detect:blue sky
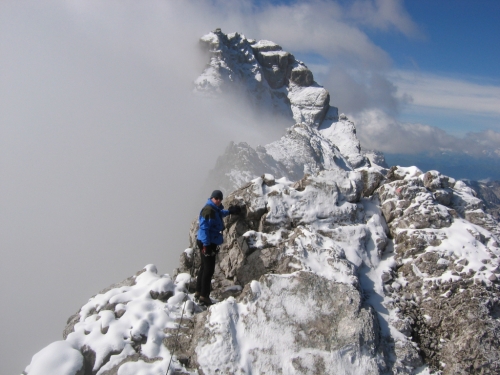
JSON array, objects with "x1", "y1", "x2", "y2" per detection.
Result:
[
  {"x1": 374, "y1": 1, "x2": 500, "y2": 80},
  {"x1": 368, "y1": 0, "x2": 500, "y2": 134},
  {"x1": 216, "y1": 0, "x2": 500, "y2": 157}
]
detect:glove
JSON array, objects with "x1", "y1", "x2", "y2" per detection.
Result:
[
  {"x1": 228, "y1": 205, "x2": 241, "y2": 215},
  {"x1": 202, "y1": 246, "x2": 207, "y2": 255}
]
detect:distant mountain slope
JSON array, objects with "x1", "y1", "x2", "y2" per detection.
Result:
[
  {"x1": 385, "y1": 152, "x2": 500, "y2": 181},
  {"x1": 465, "y1": 179, "x2": 500, "y2": 221}
]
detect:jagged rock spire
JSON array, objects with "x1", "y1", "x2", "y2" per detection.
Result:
[{"x1": 195, "y1": 29, "x2": 331, "y2": 127}]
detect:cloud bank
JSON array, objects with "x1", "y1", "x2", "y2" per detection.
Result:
[
  {"x1": 391, "y1": 70, "x2": 500, "y2": 117},
  {"x1": 352, "y1": 109, "x2": 500, "y2": 156}
]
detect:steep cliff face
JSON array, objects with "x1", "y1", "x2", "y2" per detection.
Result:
[
  {"x1": 23, "y1": 30, "x2": 500, "y2": 375},
  {"x1": 195, "y1": 30, "x2": 371, "y2": 193},
  {"x1": 195, "y1": 29, "x2": 330, "y2": 128}
]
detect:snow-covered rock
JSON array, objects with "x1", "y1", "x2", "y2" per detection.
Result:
[
  {"x1": 24, "y1": 341, "x2": 84, "y2": 375},
  {"x1": 24, "y1": 170, "x2": 500, "y2": 375},
  {"x1": 197, "y1": 30, "x2": 373, "y2": 193},
  {"x1": 27, "y1": 164, "x2": 497, "y2": 374},
  {"x1": 207, "y1": 118, "x2": 372, "y2": 194},
  {"x1": 195, "y1": 29, "x2": 330, "y2": 127},
  {"x1": 192, "y1": 273, "x2": 382, "y2": 375},
  {"x1": 24, "y1": 30, "x2": 500, "y2": 375},
  {"x1": 319, "y1": 112, "x2": 367, "y2": 169},
  {"x1": 378, "y1": 166, "x2": 500, "y2": 373}
]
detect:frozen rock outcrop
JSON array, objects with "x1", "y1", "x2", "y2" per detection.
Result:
[
  {"x1": 377, "y1": 167, "x2": 500, "y2": 374},
  {"x1": 196, "y1": 30, "x2": 373, "y2": 193},
  {"x1": 23, "y1": 168, "x2": 500, "y2": 375},
  {"x1": 207, "y1": 116, "x2": 372, "y2": 194},
  {"x1": 24, "y1": 265, "x2": 200, "y2": 375},
  {"x1": 190, "y1": 273, "x2": 382, "y2": 375},
  {"x1": 25, "y1": 168, "x2": 391, "y2": 375},
  {"x1": 195, "y1": 29, "x2": 330, "y2": 127},
  {"x1": 173, "y1": 170, "x2": 390, "y2": 373}
]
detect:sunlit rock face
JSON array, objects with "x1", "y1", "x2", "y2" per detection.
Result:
[
  {"x1": 191, "y1": 273, "x2": 383, "y2": 375},
  {"x1": 195, "y1": 29, "x2": 330, "y2": 128},
  {"x1": 208, "y1": 119, "x2": 370, "y2": 194},
  {"x1": 196, "y1": 29, "x2": 373, "y2": 193},
  {"x1": 378, "y1": 167, "x2": 500, "y2": 374},
  {"x1": 206, "y1": 110, "x2": 374, "y2": 193},
  {"x1": 23, "y1": 30, "x2": 500, "y2": 375}
]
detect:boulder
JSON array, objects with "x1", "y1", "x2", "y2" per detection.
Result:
[
  {"x1": 289, "y1": 63, "x2": 314, "y2": 86},
  {"x1": 190, "y1": 272, "x2": 384, "y2": 375}
]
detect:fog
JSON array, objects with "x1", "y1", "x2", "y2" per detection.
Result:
[
  {"x1": 349, "y1": 109, "x2": 500, "y2": 156},
  {"x1": 0, "y1": 1, "x2": 290, "y2": 373}
]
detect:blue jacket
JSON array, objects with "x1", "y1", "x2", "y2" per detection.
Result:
[{"x1": 197, "y1": 199, "x2": 230, "y2": 246}]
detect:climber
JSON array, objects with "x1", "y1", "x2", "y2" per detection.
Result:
[{"x1": 195, "y1": 189, "x2": 241, "y2": 306}]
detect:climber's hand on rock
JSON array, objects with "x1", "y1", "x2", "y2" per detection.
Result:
[{"x1": 228, "y1": 205, "x2": 242, "y2": 215}]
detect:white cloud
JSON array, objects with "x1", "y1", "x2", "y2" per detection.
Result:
[
  {"x1": 347, "y1": 0, "x2": 421, "y2": 37},
  {"x1": 352, "y1": 109, "x2": 500, "y2": 156},
  {"x1": 392, "y1": 70, "x2": 500, "y2": 117},
  {"x1": 247, "y1": 1, "x2": 391, "y2": 70},
  {"x1": 324, "y1": 67, "x2": 406, "y2": 115}
]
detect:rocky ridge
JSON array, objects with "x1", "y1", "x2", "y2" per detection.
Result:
[
  {"x1": 195, "y1": 30, "x2": 371, "y2": 193},
  {"x1": 195, "y1": 29, "x2": 331, "y2": 127},
  {"x1": 23, "y1": 30, "x2": 500, "y2": 375},
  {"x1": 24, "y1": 164, "x2": 500, "y2": 375},
  {"x1": 377, "y1": 167, "x2": 500, "y2": 373}
]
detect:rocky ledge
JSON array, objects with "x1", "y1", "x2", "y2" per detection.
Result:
[{"x1": 24, "y1": 166, "x2": 500, "y2": 375}]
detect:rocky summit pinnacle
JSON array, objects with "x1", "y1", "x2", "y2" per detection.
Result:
[
  {"x1": 197, "y1": 29, "x2": 373, "y2": 193},
  {"x1": 24, "y1": 30, "x2": 500, "y2": 375},
  {"x1": 195, "y1": 29, "x2": 331, "y2": 127}
]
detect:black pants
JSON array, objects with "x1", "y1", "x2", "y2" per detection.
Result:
[{"x1": 196, "y1": 240, "x2": 217, "y2": 298}]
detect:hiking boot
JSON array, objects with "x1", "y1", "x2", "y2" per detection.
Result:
[
  {"x1": 198, "y1": 296, "x2": 213, "y2": 306},
  {"x1": 194, "y1": 292, "x2": 200, "y2": 300}
]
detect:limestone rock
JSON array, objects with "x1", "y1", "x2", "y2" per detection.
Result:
[
  {"x1": 378, "y1": 176, "x2": 453, "y2": 232},
  {"x1": 198, "y1": 30, "x2": 372, "y2": 193},
  {"x1": 251, "y1": 40, "x2": 291, "y2": 89},
  {"x1": 360, "y1": 168, "x2": 385, "y2": 197},
  {"x1": 289, "y1": 63, "x2": 314, "y2": 86},
  {"x1": 190, "y1": 272, "x2": 384, "y2": 375},
  {"x1": 288, "y1": 83, "x2": 330, "y2": 126},
  {"x1": 376, "y1": 166, "x2": 500, "y2": 374},
  {"x1": 195, "y1": 29, "x2": 331, "y2": 127},
  {"x1": 319, "y1": 113, "x2": 368, "y2": 169}
]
